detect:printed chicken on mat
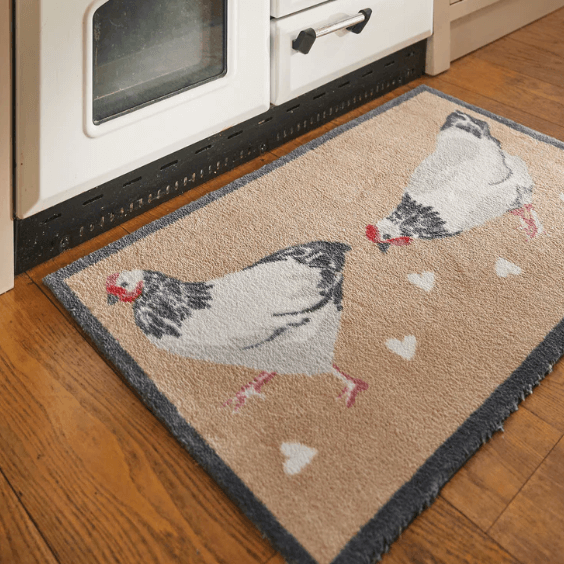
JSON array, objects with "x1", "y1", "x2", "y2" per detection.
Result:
[{"x1": 105, "y1": 241, "x2": 368, "y2": 411}]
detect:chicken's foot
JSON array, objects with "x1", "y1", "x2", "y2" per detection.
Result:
[
  {"x1": 223, "y1": 371, "x2": 277, "y2": 412},
  {"x1": 509, "y1": 203, "x2": 543, "y2": 239},
  {"x1": 332, "y1": 364, "x2": 368, "y2": 408}
]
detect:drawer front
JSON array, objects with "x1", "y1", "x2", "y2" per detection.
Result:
[
  {"x1": 271, "y1": 0, "x2": 332, "y2": 18},
  {"x1": 270, "y1": 0, "x2": 433, "y2": 105}
]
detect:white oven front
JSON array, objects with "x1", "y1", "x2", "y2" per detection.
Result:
[{"x1": 15, "y1": 0, "x2": 270, "y2": 218}]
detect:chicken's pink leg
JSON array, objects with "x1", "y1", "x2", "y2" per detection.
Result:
[
  {"x1": 223, "y1": 371, "x2": 277, "y2": 412},
  {"x1": 332, "y1": 364, "x2": 368, "y2": 408},
  {"x1": 509, "y1": 203, "x2": 543, "y2": 239}
]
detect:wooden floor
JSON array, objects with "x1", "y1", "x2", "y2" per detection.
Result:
[{"x1": 2, "y1": 10, "x2": 564, "y2": 564}]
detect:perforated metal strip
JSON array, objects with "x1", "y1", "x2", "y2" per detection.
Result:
[{"x1": 15, "y1": 41, "x2": 426, "y2": 274}]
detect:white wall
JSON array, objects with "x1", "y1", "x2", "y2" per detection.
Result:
[{"x1": 0, "y1": 0, "x2": 14, "y2": 294}]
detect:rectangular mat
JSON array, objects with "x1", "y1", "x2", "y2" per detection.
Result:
[{"x1": 45, "y1": 86, "x2": 564, "y2": 564}]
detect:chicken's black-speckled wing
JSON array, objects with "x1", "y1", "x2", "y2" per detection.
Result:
[{"x1": 133, "y1": 271, "x2": 212, "y2": 339}]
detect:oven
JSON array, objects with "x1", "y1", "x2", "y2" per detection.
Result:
[
  {"x1": 7, "y1": 0, "x2": 433, "y2": 286},
  {"x1": 15, "y1": 0, "x2": 270, "y2": 218}
]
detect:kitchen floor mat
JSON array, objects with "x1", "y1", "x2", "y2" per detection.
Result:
[{"x1": 45, "y1": 86, "x2": 564, "y2": 564}]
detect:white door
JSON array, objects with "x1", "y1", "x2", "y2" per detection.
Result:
[{"x1": 16, "y1": 0, "x2": 270, "y2": 218}]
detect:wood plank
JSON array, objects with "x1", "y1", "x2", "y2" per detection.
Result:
[
  {"x1": 439, "y1": 56, "x2": 564, "y2": 125},
  {"x1": 474, "y1": 35, "x2": 564, "y2": 90},
  {"x1": 489, "y1": 437, "x2": 564, "y2": 563},
  {"x1": 450, "y1": 0, "x2": 564, "y2": 62},
  {"x1": 0, "y1": 469, "x2": 59, "y2": 564},
  {"x1": 440, "y1": 407, "x2": 561, "y2": 531},
  {"x1": 264, "y1": 555, "x2": 285, "y2": 564},
  {"x1": 507, "y1": 7, "x2": 564, "y2": 59},
  {"x1": 0, "y1": 276, "x2": 275, "y2": 564},
  {"x1": 520, "y1": 362, "x2": 564, "y2": 433},
  {"x1": 382, "y1": 498, "x2": 519, "y2": 564},
  {"x1": 421, "y1": 76, "x2": 564, "y2": 142},
  {"x1": 264, "y1": 498, "x2": 521, "y2": 564}
]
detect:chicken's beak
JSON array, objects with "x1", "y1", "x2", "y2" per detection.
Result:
[
  {"x1": 377, "y1": 242, "x2": 390, "y2": 253},
  {"x1": 107, "y1": 293, "x2": 119, "y2": 306}
]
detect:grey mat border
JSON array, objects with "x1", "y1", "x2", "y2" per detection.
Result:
[{"x1": 44, "y1": 85, "x2": 564, "y2": 564}]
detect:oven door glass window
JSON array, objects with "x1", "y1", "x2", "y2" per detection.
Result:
[{"x1": 92, "y1": 0, "x2": 227, "y2": 124}]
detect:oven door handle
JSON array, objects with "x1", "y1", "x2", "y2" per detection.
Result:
[{"x1": 292, "y1": 9, "x2": 373, "y2": 55}]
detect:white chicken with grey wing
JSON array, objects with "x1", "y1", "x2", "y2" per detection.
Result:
[
  {"x1": 367, "y1": 110, "x2": 543, "y2": 251},
  {"x1": 106, "y1": 242, "x2": 368, "y2": 411}
]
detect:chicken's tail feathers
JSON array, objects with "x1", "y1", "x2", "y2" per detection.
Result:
[
  {"x1": 248, "y1": 241, "x2": 351, "y2": 273},
  {"x1": 320, "y1": 241, "x2": 353, "y2": 255},
  {"x1": 307, "y1": 241, "x2": 352, "y2": 267}
]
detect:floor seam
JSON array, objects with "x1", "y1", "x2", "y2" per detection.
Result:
[
  {"x1": 24, "y1": 273, "x2": 124, "y2": 379},
  {"x1": 437, "y1": 61, "x2": 564, "y2": 127},
  {"x1": 440, "y1": 497, "x2": 526, "y2": 564},
  {"x1": 486, "y1": 437, "x2": 562, "y2": 536},
  {"x1": 0, "y1": 466, "x2": 62, "y2": 564}
]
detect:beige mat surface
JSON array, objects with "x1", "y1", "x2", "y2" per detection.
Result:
[{"x1": 45, "y1": 86, "x2": 564, "y2": 564}]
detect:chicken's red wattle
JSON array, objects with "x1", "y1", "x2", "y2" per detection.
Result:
[{"x1": 366, "y1": 225, "x2": 412, "y2": 246}]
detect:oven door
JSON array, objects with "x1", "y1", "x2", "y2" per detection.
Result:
[{"x1": 15, "y1": 0, "x2": 270, "y2": 218}]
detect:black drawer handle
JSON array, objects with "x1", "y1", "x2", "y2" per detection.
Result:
[{"x1": 292, "y1": 9, "x2": 373, "y2": 55}]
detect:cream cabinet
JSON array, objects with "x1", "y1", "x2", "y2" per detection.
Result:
[{"x1": 426, "y1": 0, "x2": 564, "y2": 75}]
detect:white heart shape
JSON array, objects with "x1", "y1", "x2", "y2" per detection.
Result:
[
  {"x1": 386, "y1": 335, "x2": 417, "y2": 361},
  {"x1": 496, "y1": 258, "x2": 522, "y2": 278},
  {"x1": 281, "y1": 442, "x2": 317, "y2": 476},
  {"x1": 407, "y1": 272, "x2": 435, "y2": 292},
  {"x1": 560, "y1": 193, "x2": 564, "y2": 203}
]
